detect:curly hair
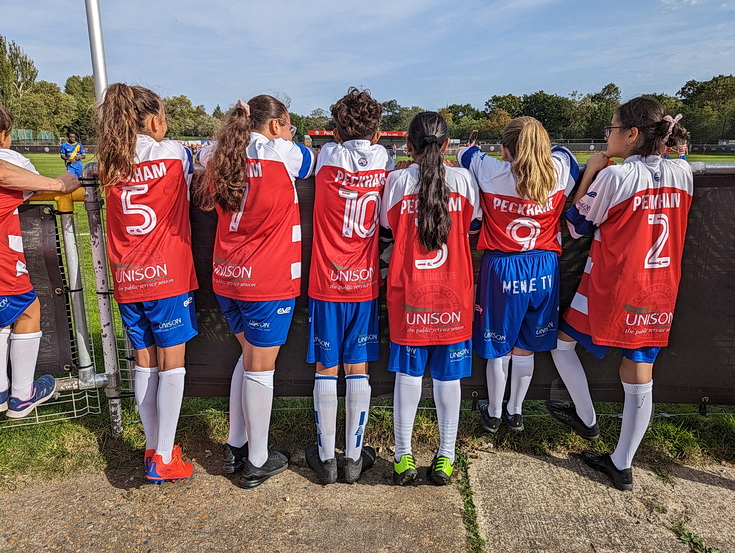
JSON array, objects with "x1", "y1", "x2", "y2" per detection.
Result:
[
  {"x1": 330, "y1": 87, "x2": 383, "y2": 141},
  {"x1": 616, "y1": 97, "x2": 688, "y2": 157}
]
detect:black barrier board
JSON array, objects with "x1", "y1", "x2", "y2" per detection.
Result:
[
  {"x1": 185, "y1": 171, "x2": 735, "y2": 404},
  {"x1": 19, "y1": 204, "x2": 75, "y2": 374}
]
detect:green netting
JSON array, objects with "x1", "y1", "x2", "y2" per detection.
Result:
[
  {"x1": 11, "y1": 128, "x2": 34, "y2": 141},
  {"x1": 37, "y1": 130, "x2": 56, "y2": 141}
]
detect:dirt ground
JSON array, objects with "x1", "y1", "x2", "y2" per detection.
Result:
[{"x1": 1, "y1": 446, "x2": 733, "y2": 553}]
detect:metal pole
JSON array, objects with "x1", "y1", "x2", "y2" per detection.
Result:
[{"x1": 84, "y1": 0, "x2": 108, "y2": 100}]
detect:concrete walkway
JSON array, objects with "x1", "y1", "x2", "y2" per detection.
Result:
[{"x1": 1, "y1": 447, "x2": 733, "y2": 552}]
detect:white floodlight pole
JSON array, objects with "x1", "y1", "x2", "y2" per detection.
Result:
[{"x1": 84, "y1": 0, "x2": 108, "y2": 100}]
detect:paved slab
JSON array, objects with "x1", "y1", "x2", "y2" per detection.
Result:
[
  {"x1": 468, "y1": 450, "x2": 735, "y2": 553},
  {"x1": 0, "y1": 450, "x2": 467, "y2": 553}
]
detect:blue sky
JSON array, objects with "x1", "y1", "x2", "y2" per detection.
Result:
[{"x1": 3, "y1": 0, "x2": 734, "y2": 115}]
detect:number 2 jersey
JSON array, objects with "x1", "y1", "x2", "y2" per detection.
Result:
[
  {"x1": 380, "y1": 165, "x2": 481, "y2": 346},
  {"x1": 457, "y1": 145, "x2": 578, "y2": 254},
  {"x1": 565, "y1": 155, "x2": 693, "y2": 348},
  {"x1": 200, "y1": 132, "x2": 315, "y2": 301},
  {"x1": 105, "y1": 134, "x2": 198, "y2": 303},
  {"x1": 308, "y1": 140, "x2": 394, "y2": 302},
  {"x1": 0, "y1": 149, "x2": 36, "y2": 295}
]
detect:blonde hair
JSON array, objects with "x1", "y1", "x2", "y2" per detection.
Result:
[
  {"x1": 97, "y1": 83, "x2": 164, "y2": 187},
  {"x1": 503, "y1": 116, "x2": 556, "y2": 206}
]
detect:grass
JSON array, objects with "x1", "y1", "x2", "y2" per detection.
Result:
[{"x1": 671, "y1": 513, "x2": 722, "y2": 553}]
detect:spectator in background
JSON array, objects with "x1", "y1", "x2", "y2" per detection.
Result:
[{"x1": 59, "y1": 132, "x2": 86, "y2": 178}]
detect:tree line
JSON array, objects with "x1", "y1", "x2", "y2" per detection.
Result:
[{"x1": 1, "y1": 35, "x2": 733, "y2": 143}]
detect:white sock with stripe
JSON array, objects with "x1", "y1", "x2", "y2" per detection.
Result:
[
  {"x1": 134, "y1": 365, "x2": 159, "y2": 450},
  {"x1": 242, "y1": 370, "x2": 274, "y2": 468},
  {"x1": 610, "y1": 380, "x2": 653, "y2": 471},
  {"x1": 393, "y1": 372, "x2": 423, "y2": 462},
  {"x1": 0, "y1": 328, "x2": 10, "y2": 393},
  {"x1": 485, "y1": 355, "x2": 510, "y2": 418},
  {"x1": 507, "y1": 353, "x2": 534, "y2": 416},
  {"x1": 433, "y1": 378, "x2": 461, "y2": 464},
  {"x1": 156, "y1": 367, "x2": 186, "y2": 464},
  {"x1": 313, "y1": 374, "x2": 338, "y2": 461},
  {"x1": 345, "y1": 374, "x2": 371, "y2": 462},
  {"x1": 550, "y1": 339, "x2": 597, "y2": 427},
  {"x1": 9, "y1": 331, "x2": 42, "y2": 400},
  {"x1": 226, "y1": 355, "x2": 248, "y2": 448}
]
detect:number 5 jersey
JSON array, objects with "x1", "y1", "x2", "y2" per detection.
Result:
[
  {"x1": 104, "y1": 134, "x2": 198, "y2": 303},
  {"x1": 565, "y1": 155, "x2": 693, "y2": 348}
]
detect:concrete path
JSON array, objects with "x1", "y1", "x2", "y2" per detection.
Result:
[
  {"x1": 2, "y1": 447, "x2": 734, "y2": 552},
  {"x1": 468, "y1": 450, "x2": 735, "y2": 553}
]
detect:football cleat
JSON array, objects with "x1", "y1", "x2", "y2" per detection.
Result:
[
  {"x1": 581, "y1": 451, "x2": 633, "y2": 491},
  {"x1": 146, "y1": 445, "x2": 194, "y2": 483},
  {"x1": 6, "y1": 375, "x2": 57, "y2": 419},
  {"x1": 305, "y1": 444, "x2": 337, "y2": 485},
  {"x1": 239, "y1": 449, "x2": 290, "y2": 489},
  {"x1": 343, "y1": 446, "x2": 376, "y2": 484},
  {"x1": 428, "y1": 455, "x2": 454, "y2": 486},
  {"x1": 546, "y1": 400, "x2": 600, "y2": 441},
  {"x1": 393, "y1": 454, "x2": 418, "y2": 486},
  {"x1": 222, "y1": 442, "x2": 249, "y2": 474}
]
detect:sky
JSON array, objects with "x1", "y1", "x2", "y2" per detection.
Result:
[{"x1": 2, "y1": 0, "x2": 734, "y2": 115}]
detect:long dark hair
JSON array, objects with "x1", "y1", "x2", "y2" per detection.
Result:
[
  {"x1": 97, "y1": 83, "x2": 163, "y2": 187},
  {"x1": 616, "y1": 97, "x2": 688, "y2": 157},
  {"x1": 196, "y1": 94, "x2": 289, "y2": 212},
  {"x1": 407, "y1": 111, "x2": 451, "y2": 252}
]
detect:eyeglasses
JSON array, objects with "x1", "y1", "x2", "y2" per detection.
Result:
[
  {"x1": 278, "y1": 119, "x2": 297, "y2": 137},
  {"x1": 603, "y1": 126, "x2": 625, "y2": 139}
]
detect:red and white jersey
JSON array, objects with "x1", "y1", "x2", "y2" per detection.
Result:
[
  {"x1": 0, "y1": 149, "x2": 35, "y2": 295},
  {"x1": 105, "y1": 135, "x2": 198, "y2": 303},
  {"x1": 565, "y1": 155, "x2": 693, "y2": 348},
  {"x1": 309, "y1": 140, "x2": 394, "y2": 302},
  {"x1": 200, "y1": 132, "x2": 315, "y2": 301},
  {"x1": 380, "y1": 164, "x2": 481, "y2": 346},
  {"x1": 457, "y1": 145, "x2": 578, "y2": 254}
]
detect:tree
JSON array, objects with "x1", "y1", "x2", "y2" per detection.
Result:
[
  {"x1": 484, "y1": 94, "x2": 522, "y2": 118},
  {"x1": 163, "y1": 95, "x2": 214, "y2": 137},
  {"x1": 677, "y1": 75, "x2": 735, "y2": 139},
  {"x1": 212, "y1": 104, "x2": 225, "y2": 120},
  {"x1": 520, "y1": 91, "x2": 575, "y2": 138},
  {"x1": 64, "y1": 75, "x2": 96, "y2": 140},
  {"x1": 0, "y1": 35, "x2": 38, "y2": 107},
  {"x1": 13, "y1": 80, "x2": 75, "y2": 133},
  {"x1": 303, "y1": 108, "x2": 333, "y2": 131}
]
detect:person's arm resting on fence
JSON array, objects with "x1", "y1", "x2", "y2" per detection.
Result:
[{"x1": 0, "y1": 160, "x2": 80, "y2": 194}]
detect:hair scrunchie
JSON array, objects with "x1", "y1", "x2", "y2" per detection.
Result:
[
  {"x1": 235, "y1": 99, "x2": 251, "y2": 117},
  {"x1": 662, "y1": 113, "x2": 682, "y2": 143},
  {"x1": 421, "y1": 135, "x2": 440, "y2": 145}
]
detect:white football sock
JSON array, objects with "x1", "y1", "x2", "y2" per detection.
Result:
[
  {"x1": 345, "y1": 374, "x2": 371, "y2": 462},
  {"x1": 610, "y1": 380, "x2": 653, "y2": 471},
  {"x1": 550, "y1": 339, "x2": 597, "y2": 427},
  {"x1": 433, "y1": 378, "x2": 461, "y2": 464},
  {"x1": 134, "y1": 365, "x2": 159, "y2": 450},
  {"x1": 156, "y1": 367, "x2": 185, "y2": 464},
  {"x1": 393, "y1": 372, "x2": 422, "y2": 461},
  {"x1": 226, "y1": 355, "x2": 248, "y2": 448},
  {"x1": 9, "y1": 331, "x2": 41, "y2": 400},
  {"x1": 485, "y1": 355, "x2": 510, "y2": 418},
  {"x1": 0, "y1": 328, "x2": 10, "y2": 392},
  {"x1": 242, "y1": 370, "x2": 274, "y2": 467},
  {"x1": 507, "y1": 353, "x2": 534, "y2": 416},
  {"x1": 313, "y1": 374, "x2": 338, "y2": 461}
]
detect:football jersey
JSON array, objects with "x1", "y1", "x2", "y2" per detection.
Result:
[
  {"x1": 457, "y1": 145, "x2": 578, "y2": 254},
  {"x1": 200, "y1": 132, "x2": 315, "y2": 301},
  {"x1": 565, "y1": 155, "x2": 693, "y2": 348},
  {"x1": 380, "y1": 164, "x2": 481, "y2": 346},
  {"x1": 309, "y1": 140, "x2": 394, "y2": 302},
  {"x1": 0, "y1": 150, "x2": 35, "y2": 295},
  {"x1": 104, "y1": 134, "x2": 198, "y2": 303}
]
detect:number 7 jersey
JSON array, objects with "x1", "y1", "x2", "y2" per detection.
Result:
[
  {"x1": 565, "y1": 155, "x2": 693, "y2": 348},
  {"x1": 104, "y1": 135, "x2": 198, "y2": 303}
]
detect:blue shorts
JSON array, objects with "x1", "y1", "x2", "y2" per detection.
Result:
[
  {"x1": 67, "y1": 162, "x2": 83, "y2": 177},
  {"x1": 561, "y1": 321, "x2": 661, "y2": 363},
  {"x1": 119, "y1": 292, "x2": 198, "y2": 350},
  {"x1": 473, "y1": 250, "x2": 559, "y2": 359},
  {"x1": 0, "y1": 290, "x2": 37, "y2": 327},
  {"x1": 307, "y1": 298, "x2": 380, "y2": 368},
  {"x1": 388, "y1": 340, "x2": 472, "y2": 382},
  {"x1": 216, "y1": 294, "x2": 295, "y2": 347}
]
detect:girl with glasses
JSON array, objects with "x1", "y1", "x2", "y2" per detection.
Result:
[
  {"x1": 457, "y1": 118, "x2": 578, "y2": 434},
  {"x1": 548, "y1": 96, "x2": 693, "y2": 490},
  {"x1": 195, "y1": 95, "x2": 315, "y2": 489}
]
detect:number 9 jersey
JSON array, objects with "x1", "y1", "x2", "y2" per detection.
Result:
[
  {"x1": 565, "y1": 155, "x2": 693, "y2": 348},
  {"x1": 104, "y1": 135, "x2": 198, "y2": 303}
]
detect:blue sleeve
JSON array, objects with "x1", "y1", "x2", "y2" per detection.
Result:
[
  {"x1": 295, "y1": 143, "x2": 314, "y2": 179},
  {"x1": 458, "y1": 145, "x2": 481, "y2": 170},
  {"x1": 565, "y1": 204, "x2": 596, "y2": 237},
  {"x1": 470, "y1": 219, "x2": 482, "y2": 233},
  {"x1": 184, "y1": 147, "x2": 193, "y2": 175}
]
